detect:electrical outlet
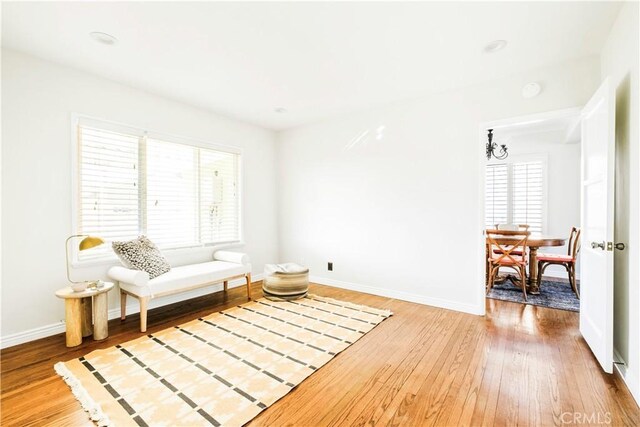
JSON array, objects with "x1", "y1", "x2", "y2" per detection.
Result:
[{"x1": 328, "y1": 262, "x2": 333, "y2": 271}]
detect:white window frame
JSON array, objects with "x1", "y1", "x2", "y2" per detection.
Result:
[
  {"x1": 70, "y1": 113, "x2": 244, "y2": 266},
  {"x1": 486, "y1": 153, "x2": 548, "y2": 233}
]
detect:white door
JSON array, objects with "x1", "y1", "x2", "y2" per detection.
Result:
[{"x1": 580, "y1": 78, "x2": 616, "y2": 373}]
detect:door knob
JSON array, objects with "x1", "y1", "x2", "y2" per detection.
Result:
[
  {"x1": 591, "y1": 241, "x2": 605, "y2": 250},
  {"x1": 615, "y1": 243, "x2": 626, "y2": 250}
]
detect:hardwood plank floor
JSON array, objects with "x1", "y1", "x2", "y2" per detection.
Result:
[{"x1": 1, "y1": 283, "x2": 638, "y2": 426}]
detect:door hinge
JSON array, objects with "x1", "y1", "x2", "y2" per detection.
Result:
[{"x1": 607, "y1": 242, "x2": 613, "y2": 251}]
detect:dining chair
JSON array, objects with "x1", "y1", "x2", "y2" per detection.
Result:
[
  {"x1": 536, "y1": 227, "x2": 581, "y2": 298},
  {"x1": 492, "y1": 224, "x2": 530, "y2": 256},
  {"x1": 486, "y1": 229, "x2": 530, "y2": 301}
]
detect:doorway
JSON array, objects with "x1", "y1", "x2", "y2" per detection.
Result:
[
  {"x1": 480, "y1": 108, "x2": 582, "y2": 312},
  {"x1": 613, "y1": 75, "x2": 632, "y2": 378}
]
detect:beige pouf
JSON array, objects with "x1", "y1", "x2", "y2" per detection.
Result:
[{"x1": 262, "y1": 263, "x2": 309, "y2": 301}]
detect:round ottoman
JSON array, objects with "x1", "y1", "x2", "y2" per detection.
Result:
[{"x1": 263, "y1": 263, "x2": 309, "y2": 301}]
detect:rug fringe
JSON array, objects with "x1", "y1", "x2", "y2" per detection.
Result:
[
  {"x1": 54, "y1": 362, "x2": 113, "y2": 427},
  {"x1": 307, "y1": 294, "x2": 393, "y2": 317}
]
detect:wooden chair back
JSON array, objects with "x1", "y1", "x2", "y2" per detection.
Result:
[
  {"x1": 486, "y1": 229, "x2": 530, "y2": 265},
  {"x1": 567, "y1": 227, "x2": 581, "y2": 259}
]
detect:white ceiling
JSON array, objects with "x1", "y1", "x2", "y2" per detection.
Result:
[
  {"x1": 492, "y1": 111, "x2": 582, "y2": 146},
  {"x1": 2, "y1": 2, "x2": 622, "y2": 130}
]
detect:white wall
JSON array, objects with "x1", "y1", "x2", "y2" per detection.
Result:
[
  {"x1": 601, "y1": 2, "x2": 640, "y2": 404},
  {"x1": 276, "y1": 57, "x2": 600, "y2": 314},
  {"x1": 1, "y1": 49, "x2": 279, "y2": 344},
  {"x1": 501, "y1": 140, "x2": 581, "y2": 279}
]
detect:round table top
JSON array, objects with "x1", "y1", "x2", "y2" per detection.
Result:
[
  {"x1": 491, "y1": 234, "x2": 566, "y2": 248},
  {"x1": 55, "y1": 281, "x2": 114, "y2": 299}
]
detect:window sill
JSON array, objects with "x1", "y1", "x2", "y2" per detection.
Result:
[{"x1": 70, "y1": 241, "x2": 246, "y2": 269}]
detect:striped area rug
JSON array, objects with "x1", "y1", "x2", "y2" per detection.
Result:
[{"x1": 55, "y1": 294, "x2": 392, "y2": 426}]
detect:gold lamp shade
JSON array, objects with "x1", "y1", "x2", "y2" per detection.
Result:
[
  {"x1": 66, "y1": 234, "x2": 105, "y2": 285},
  {"x1": 78, "y1": 236, "x2": 105, "y2": 251}
]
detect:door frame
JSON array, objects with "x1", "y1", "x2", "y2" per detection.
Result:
[{"x1": 476, "y1": 106, "x2": 583, "y2": 315}]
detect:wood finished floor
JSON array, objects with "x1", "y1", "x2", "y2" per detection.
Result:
[{"x1": 1, "y1": 283, "x2": 638, "y2": 426}]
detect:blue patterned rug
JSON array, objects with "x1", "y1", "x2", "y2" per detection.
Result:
[{"x1": 487, "y1": 278, "x2": 580, "y2": 312}]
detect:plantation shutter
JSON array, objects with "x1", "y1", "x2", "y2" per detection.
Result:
[
  {"x1": 145, "y1": 138, "x2": 199, "y2": 248},
  {"x1": 144, "y1": 138, "x2": 240, "y2": 248},
  {"x1": 485, "y1": 164, "x2": 509, "y2": 228},
  {"x1": 512, "y1": 161, "x2": 544, "y2": 233},
  {"x1": 76, "y1": 118, "x2": 241, "y2": 262},
  {"x1": 199, "y1": 149, "x2": 240, "y2": 245},
  {"x1": 77, "y1": 123, "x2": 141, "y2": 261}
]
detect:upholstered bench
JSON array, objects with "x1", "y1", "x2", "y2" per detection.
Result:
[
  {"x1": 108, "y1": 251, "x2": 251, "y2": 332},
  {"x1": 262, "y1": 263, "x2": 309, "y2": 301}
]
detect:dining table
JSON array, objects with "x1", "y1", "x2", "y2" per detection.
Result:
[{"x1": 487, "y1": 234, "x2": 567, "y2": 294}]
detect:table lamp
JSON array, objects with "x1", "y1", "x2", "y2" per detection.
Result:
[{"x1": 66, "y1": 235, "x2": 105, "y2": 289}]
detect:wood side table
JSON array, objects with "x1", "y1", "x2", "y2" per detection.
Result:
[{"x1": 55, "y1": 282, "x2": 114, "y2": 347}]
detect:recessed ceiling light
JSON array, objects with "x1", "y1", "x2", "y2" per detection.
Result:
[
  {"x1": 90, "y1": 32, "x2": 118, "y2": 46},
  {"x1": 274, "y1": 107, "x2": 287, "y2": 114},
  {"x1": 522, "y1": 82, "x2": 542, "y2": 98},
  {"x1": 483, "y1": 40, "x2": 507, "y2": 53}
]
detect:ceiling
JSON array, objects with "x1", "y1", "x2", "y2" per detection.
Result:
[
  {"x1": 2, "y1": 2, "x2": 622, "y2": 130},
  {"x1": 492, "y1": 110, "x2": 582, "y2": 146}
]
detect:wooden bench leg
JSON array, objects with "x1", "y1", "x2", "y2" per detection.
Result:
[
  {"x1": 223, "y1": 281, "x2": 228, "y2": 292},
  {"x1": 246, "y1": 273, "x2": 252, "y2": 300},
  {"x1": 120, "y1": 290, "x2": 127, "y2": 320},
  {"x1": 140, "y1": 297, "x2": 149, "y2": 333}
]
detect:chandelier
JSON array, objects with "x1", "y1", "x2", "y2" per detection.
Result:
[{"x1": 486, "y1": 129, "x2": 508, "y2": 160}]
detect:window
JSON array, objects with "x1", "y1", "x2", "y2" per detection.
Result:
[
  {"x1": 485, "y1": 160, "x2": 545, "y2": 233},
  {"x1": 485, "y1": 163, "x2": 508, "y2": 228},
  {"x1": 75, "y1": 117, "x2": 240, "y2": 262},
  {"x1": 511, "y1": 161, "x2": 544, "y2": 232}
]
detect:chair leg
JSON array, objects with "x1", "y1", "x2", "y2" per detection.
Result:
[
  {"x1": 245, "y1": 273, "x2": 252, "y2": 300},
  {"x1": 120, "y1": 290, "x2": 127, "y2": 320},
  {"x1": 485, "y1": 265, "x2": 491, "y2": 293},
  {"x1": 570, "y1": 263, "x2": 579, "y2": 299},
  {"x1": 537, "y1": 261, "x2": 544, "y2": 288},
  {"x1": 486, "y1": 265, "x2": 495, "y2": 294},
  {"x1": 223, "y1": 280, "x2": 228, "y2": 292},
  {"x1": 486, "y1": 266, "x2": 491, "y2": 294},
  {"x1": 488, "y1": 264, "x2": 501, "y2": 294},
  {"x1": 539, "y1": 262, "x2": 553, "y2": 288},
  {"x1": 520, "y1": 265, "x2": 528, "y2": 301},
  {"x1": 140, "y1": 297, "x2": 149, "y2": 333}
]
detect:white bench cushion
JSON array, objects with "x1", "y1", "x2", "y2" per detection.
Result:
[
  {"x1": 109, "y1": 266, "x2": 150, "y2": 287},
  {"x1": 118, "y1": 260, "x2": 251, "y2": 298}
]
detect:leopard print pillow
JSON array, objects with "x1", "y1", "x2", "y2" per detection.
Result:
[{"x1": 112, "y1": 236, "x2": 171, "y2": 279}]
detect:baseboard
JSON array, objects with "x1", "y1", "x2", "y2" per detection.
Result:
[
  {"x1": 0, "y1": 322, "x2": 67, "y2": 350},
  {"x1": 310, "y1": 275, "x2": 483, "y2": 315},
  {"x1": 0, "y1": 274, "x2": 262, "y2": 349},
  {"x1": 614, "y1": 348, "x2": 629, "y2": 376},
  {"x1": 614, "y1": 348, "x2": 640, "y2": 406}
]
